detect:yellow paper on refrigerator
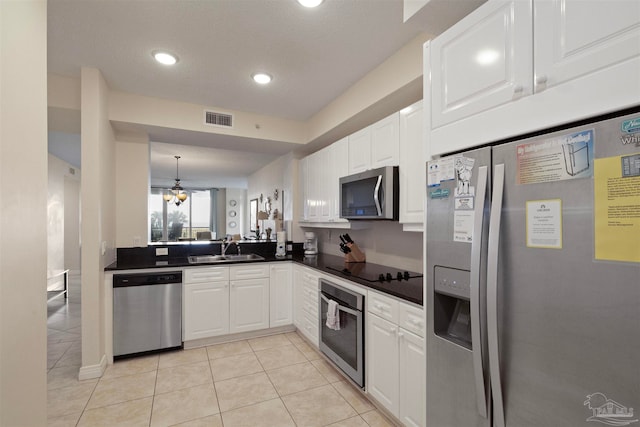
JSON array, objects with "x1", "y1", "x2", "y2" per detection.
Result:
[{"x1": 594, "y1": 153, "x2": 640, "y2": 263}]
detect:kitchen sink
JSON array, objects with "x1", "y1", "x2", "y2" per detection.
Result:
[
  {"x1": 187, "y1": 253, "x2": 265, "y2": 264},
  {"x1": 223, "y1": 254, "x2": 265, "y2": 261}
]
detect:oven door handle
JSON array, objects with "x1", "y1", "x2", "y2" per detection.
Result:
[{"x1": 320, "y1": 294, "x2": 359, "y2": 316}]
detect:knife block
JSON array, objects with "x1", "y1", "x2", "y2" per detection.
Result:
[{"x1": 345, "y1": 243, "x2": 366, "y2": 263}]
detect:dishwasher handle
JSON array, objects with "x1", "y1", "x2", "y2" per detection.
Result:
[{"x1": 113, "y1": 271, "x2": 183, "y2": 287}]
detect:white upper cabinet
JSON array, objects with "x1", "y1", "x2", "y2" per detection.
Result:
[
  {"x1": 299, "y1": 156, "x2": 309, "y2": 221},
  {"x1": 399, "y1": 100, "x2": 425, "y2": 229},
  {"x1": 427, "y1": 0, "x2": 640, "y2": 156},
  {"x1": 348, "y1": 127, "x2": 372, "y2": 174},
  {"x1": 371, "y1": 112, "x2": 400, "y2": 169},
  {"x1": 300, "y1": 137, "x2": 349, "y2": 226},
  {"x1": 348, "y1": 112, "x2": 400, "y2": 175},
  {"x1": 330, "y1": 137, "x2": 349, "y2": 223},
  {"x1": 305, "y1": 151, "x2": 320, "y2": 222},
  {"x1": 430, "y1": 0, "x2": 532, "y2": 129},
  {"x1": 534, "y1": 0, "x2": 640, "y2": 92}
]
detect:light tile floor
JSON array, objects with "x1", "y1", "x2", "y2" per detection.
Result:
[{"x1": 47, "y1": 276, "x2": 395, "y2": 427}]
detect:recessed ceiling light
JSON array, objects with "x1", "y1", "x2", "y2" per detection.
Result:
[
  {"x1": 297, "y1": 0, "x2": 323, "y2": 8},
  {"x1": 252, "y1": 73, "x2": 273, "y2": 85},
  {"x1": 153, "y1": 51, "x2": 178, "y2": 66}
]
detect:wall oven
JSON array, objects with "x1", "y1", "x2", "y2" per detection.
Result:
[{"x1": 318, "y1": 279, "x2": 365, "y2": 388}]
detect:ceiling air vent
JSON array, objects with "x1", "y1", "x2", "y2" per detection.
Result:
[{"x1": 204, "y1": 110, "x2": 233, "y2": 128}]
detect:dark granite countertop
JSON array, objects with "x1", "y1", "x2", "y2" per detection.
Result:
[{"x1": 106, "y1": 244, "x2": 422, "y2": 306}]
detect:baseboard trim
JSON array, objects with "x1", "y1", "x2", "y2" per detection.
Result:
[
  {"x1": 183, "y1": 325, "x2": 296, "y2": 349},
  {"x1": 78, "y1": 354, "x2": 107, "y2": 380}
]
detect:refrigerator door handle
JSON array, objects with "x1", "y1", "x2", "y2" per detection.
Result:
[
  {"x1": 488, "y1": 163, "x2": 506, "y2": 427},
  {"x1": 470, "y1": 165, "x2": 489, "y2": 418}
]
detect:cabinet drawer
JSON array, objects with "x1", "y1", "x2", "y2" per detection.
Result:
[
  {"x1": 304, "y1": 285, "x2": 318, "y2": 305},
  {"x1": 230, "y1": 264, "x2": 269, "y2": 280},
  {"x1": 302, "y1": 272, "x2": 320, "y2": 288},
  {"x1": 368, "y1": 291, "x2": 399, "y2": 323},
  {"x1": 303, "y1": 312, "x2": 319, "y2": 338},
  {"x1": 184, "y1": 266, "x2": 229, "y2": 283},
  {"x1": 399, "y1": 303, "x2": 425, "y2": 338}
]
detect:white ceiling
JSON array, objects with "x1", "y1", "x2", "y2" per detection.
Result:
[{"x1": 46, "y1": 0, "x2": 482, "y2": 185}]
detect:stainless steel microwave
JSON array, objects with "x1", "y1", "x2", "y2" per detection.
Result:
[{"x1": 339, "y1": 166, "x2": 399, "y2": 220}]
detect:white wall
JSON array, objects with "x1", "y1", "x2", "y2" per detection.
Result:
[
  {"x1": 247, "y1": 154, "x2": 289, "y2": 239},
  {"x1": 65, "y1": 174, "x2": 81, "y2": 272},
  {"x1": 313, "y1": 222, "x2": 423, "y2": 273},
  {"x1": 48, "y1": 155, "x2": 66, "y2": 286},
  {"x1": 0, "y1": 1, "x2": 48, "y2": 425},
  {"x1": 48, "y1": 154, "x2": 81, "y2": 286},
  {"x1": 80, "y1": 67, "x2": 116, "y2": 379},
  {"x1": 115, "y1": 135, "x2": 150, "y2": 247},
  {"x1": 225, "y1": 188, "x2": 246, "y2": 238}
]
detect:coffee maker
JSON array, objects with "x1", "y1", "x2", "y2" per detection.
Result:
[{"x1": 304, "y1": 232, "x2": 318, "y2": 256}]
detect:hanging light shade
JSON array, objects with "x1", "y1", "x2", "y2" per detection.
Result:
[{"x1": 164, "y1": 155, "x2": 188, "y2": 206}]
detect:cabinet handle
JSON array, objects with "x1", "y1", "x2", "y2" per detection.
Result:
[
  {"x1": 375, "y1": 303, "x2": 384, "y2": 311},
  {"x1": 535, "y1": 75, "x2": 548, "y2": 87},
  {"x1": 513, "y1": 84, "x2": 523, "y2": 94}
]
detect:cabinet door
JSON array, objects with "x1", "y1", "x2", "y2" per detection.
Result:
[
  {"x1": 367, "y1": 314, "x2": 399, "y2": 416},
  {"x1": 229, "y1": 278, "x2": 270, "y2": 333},
  {"x1": 430, "y1": 0, "x2": 532, "y2": 129},
  {"x1": 292, "y1": 266, "x2": 305, "y2": 329},
  {"x1": 534, "y1": 0, "x2": 640, "y2": 93},
  {"x1": 306, "y1": 151, "x2": 320, "y2": 221},
  {"x1": 318, "y1": 146, "x2": 332, "y2": 222},
  {"x1": 371, "y1": 112, "x2": 400, "y2": 168},
  {"x1": 299, "y1": 156, "x2": 309, "y2": 221},
  {"x1": 330, "y1": 137, "x2": 349, "y2": 222},
  {"x1": 183, "y1": 282, "x2": 229, "y2": 340},
  {"x1": 399, "y1": 329, "x2": 426, "y2": 427},
  {"x1": 399, "y1": 101, "x2": 425, "y2": 226},
  {"x1": 270, "y1": 263, "x2": 293, "y2": 327},
  {"x1": 348, "y1": 127, "x2": 372, "y2": 174}
]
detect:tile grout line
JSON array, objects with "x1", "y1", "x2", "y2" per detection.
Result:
[
  {"x1": 148, "y1": 358, "x2": 160, "y2": 427},
  {"x1": 205, "y1": 345, "x2": 224, "y2": 427}
]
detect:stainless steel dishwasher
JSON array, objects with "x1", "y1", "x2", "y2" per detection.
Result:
[{"x1": 113, "y1": 271, "x2": 183, "y2": 358}]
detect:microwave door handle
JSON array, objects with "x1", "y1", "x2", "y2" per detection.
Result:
[{"x1": 373, "y1": 175, "x2": 383, "y2": 216}]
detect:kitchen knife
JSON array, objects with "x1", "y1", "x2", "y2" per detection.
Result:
[
  {"x1": 339, "y1": 235, "x2": 346, "y2": 244},
  {"x1": 344, "y1": 234, "x2": 354, "y2": 244}
]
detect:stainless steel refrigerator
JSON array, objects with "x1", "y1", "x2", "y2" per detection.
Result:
[{"x1": 426, "y1": 109, "x2": 640, "y2": 427}]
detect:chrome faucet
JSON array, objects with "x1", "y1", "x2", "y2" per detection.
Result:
[{"x1": 221, "y1": 240, "x2": 240, "y2": 256}]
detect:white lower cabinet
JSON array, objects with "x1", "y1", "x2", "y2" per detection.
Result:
[
  {"x1": 184, "y1": 267, "x2": 230, "y2": 341},
  {"x1": 367, "y1": 314, "x2": 400, "y2": 414},
  {"x1": 269, "y1": 263, "x2": 293, "y2": 328},
  {"x1": 184, "y1": 263, "x2": 284, "y2": 341},
  {"x1": 230, "y1": 264, "x2": 270, "y2": 334},
  {"x1": 229, "y1": 277, "x2": 270, "y2": 333},
  {"x1": 367, "y1": 291, "x2": 425, "y2": 427},
  {"x1": 398, "y1": 329, "x2": 426, "y2": 427},
  {"x1": 183, "y1": 281, "x2": 229, "y2": 340},
  {"x1": 293, "y1": 265, "x2": 319, "y2": 346}
]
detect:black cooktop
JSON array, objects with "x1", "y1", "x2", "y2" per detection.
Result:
[{"x1": 326, "y1": 263, "x2": 423, "y2": 284}]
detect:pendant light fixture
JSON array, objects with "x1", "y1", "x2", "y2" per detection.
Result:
[{"x1": 163, "y1": 155, "x2": 188, "y2": 206}]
